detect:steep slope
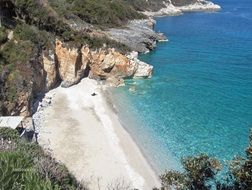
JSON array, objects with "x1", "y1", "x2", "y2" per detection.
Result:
[{"x1": 0, "y1": 0, "x2": 220, "y2": 116}]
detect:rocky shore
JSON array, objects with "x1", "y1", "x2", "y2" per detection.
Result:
[
  {"x1": 105, "y1": 0, "x2": 220, "y2": 55},
  {"x1": 0, "y1": 0, "x2": 221, "y2": 117},
  {"x1": 143, "y1": 0, "x2": 221, "y2": 16},
  {"x1": 107, "y1": 19, "x2": 167, "y2": 53}
]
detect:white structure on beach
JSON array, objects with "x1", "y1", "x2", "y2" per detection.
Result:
[{"x1": 0, "y1": 116, "x2": 25, "y2": 129}]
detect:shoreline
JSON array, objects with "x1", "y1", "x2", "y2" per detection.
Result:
[
  {"x1": 32, "y1": 2, "x2": 223, "y2": 189},
  {"x1": 36, "y1": 78, "x2": 160, "y2": 190},
  {"x1": 143, "y1": 0, "x2": 221, "y2": 17},
  {"x1": 103, "y1": 89, "x2": 162, "y2": 175}
]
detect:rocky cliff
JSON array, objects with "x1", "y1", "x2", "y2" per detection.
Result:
[
  {"x1": 53, "y1": 39, "x2": 153, "y2": 87},
  {"x1": 0, "y1": 37, "x2": 153, "y2": 116},
  {"x1": 0, "y1": 0, "x2": 220, "y2": 117}
]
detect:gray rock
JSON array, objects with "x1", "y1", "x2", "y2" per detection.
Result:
[{"x1": 107, "y1": 19, "x2": 167, "y2": 53}]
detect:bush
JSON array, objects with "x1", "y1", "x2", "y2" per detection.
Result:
[
  {"x1": 1, "y1": 39, "x2": 34, "y2": 65},
  {"x1": 229, "y1": 129, "x2": 252, "y2": 190},
  {"x1": 16, "y1": 142, "x2": 84, "y2": 189},
  {"x1": 49, "y1": 0, "x2": 145, "y2": 28},
  {"x1": 0, "y1": 127, "x2": 19, "y2": 141},
  {"x1": 159, "y1": 129, "x2": 252, "y2": 190},
  {"x1": 0, "y1": 151, "x2": 55, "y2": 190},
  {"x1": 0, "y1": 27, "x2": 7, "y2": 44},
  {"x1": 160, "y1": 154, "x2": 221, "y2": 190},
  {"x1": 0, "y1": 128, "x2": 87, "y2": 189}
]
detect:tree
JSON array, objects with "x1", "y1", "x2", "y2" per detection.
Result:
[
  {"x1": 229, "y1": 129, "x2": 252, "y2": 190},
  {"x1": 0, "y1": 0, "x2": 16, "y2": 27},
  {"x1": 160, "y1": 154, "x2": 221, "y2": 190},
  {"x1": 159, "y1": 129, "x2": 252, "y2": 190}
]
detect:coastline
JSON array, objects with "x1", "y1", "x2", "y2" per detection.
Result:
[
  {"x1": 36, "y1": 78, "x2": 160, "y2": 190},
  {"x1": 143, "y1": 0, "x2": 221, "y2": 17},
  {"x1": 32, "y1": 1, "x2": 223, "y2": 189}
]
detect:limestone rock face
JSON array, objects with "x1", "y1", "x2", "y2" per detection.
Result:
[
  {"x1": 16, "y1": 91, "x2": 33, "y2": 117},
  {"x1": 88, "y1": 49, "x2": 107, "y2": 79},
  {"x1": 107, "y1": 50, "x2": 137, "y2": 78},
  {"x1": 110, "y1": 59, "x2": 137, "y2": 78},
  {"x1": 55, "y1": 39, "x2": 85, "y2": 87},
  {"x1": 81, "y1": 46, "x2": 92, "y2": 71},
  {"x1": 46, "y1": 39, "x2": 153, "y2": 88},
  {"x1": 42, "y1": 51, "x2": 57, "y2": 90},
  {"x1": 101, "y1": 50, "x2": 117, "y2": 72}
]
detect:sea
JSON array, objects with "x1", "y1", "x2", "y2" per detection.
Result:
[{"x1": 111, "y1": 0, "x2": 252, "y2": 173}]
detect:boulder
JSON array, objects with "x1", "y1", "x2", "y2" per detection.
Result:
[
  {"x1": 106, "y1": 76, "x2": 125, "y2": 87},
  {"x1": 134, "y1": 60, "x2": 153, "y2": 78},
  {"x1": 127, "y1": 51, "x2": 153, "y2": 78},
  {"x1": 110, "y1": 56, "x2": 137, "y2": 78}
]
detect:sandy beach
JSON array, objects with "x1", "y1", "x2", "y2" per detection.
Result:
[{"x1": 37, "y1": 78, "x2": 160, "y2": 190}]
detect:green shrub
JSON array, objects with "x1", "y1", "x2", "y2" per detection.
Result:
[
  {"x1": 14, "y1": 23, "x2": 55, "y2": 48},
  {"x1": 1, "y1": 39, "x2": 34, "y2": 65},
  {"x1": 0, "y1": 127, "x2": 86, "y2": 189},
  {"x1": 160, "y1": 154, "x2": 221, "y2": 190},
  {"x1": 0, "y1": 127, "x2": 19, "y2": 141},
  {"x1": 0, "y1": 151, "x2": 55, "y2": 190},
  {"x1": 15, "y1": 141, "x2": 85, "y2": 189},
  {"x1": 124, "y1": 0, "x2": 167, "y2": 11},
  {"x1": 13, "y1": 0, "x2": 69, "y2": 35},
  {"x1": 229, "y1": 129, "x2": 252, "y2": 190},
  {"x1": 49, "y1": 0, "x2": 145, "y2": 28},
  {"x1": 160, "y1": 129, "x2": 252, "y2": 190},
  {"x1": 0, "y1": 27, "x2": 7, "y2": 44}
]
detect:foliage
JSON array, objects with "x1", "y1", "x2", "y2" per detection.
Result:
[
  {"x1": 0, "y1": 27, "x2": 7, "y2": 44},
  {"x1": 159, "y1": 129, "x2": 252, "y2": 190},
  {"x1": 0, "y1": 151, "x2": 55, "y2": 190},
  {"x1": 14, "y1": 23, "x2": 55, "y2": 48},
  {"x1": 182, "y1": 154, "x2": 222, "y2": 188},
  {"x1": 1, "y1": 39, "x2": 34, "y2": 65},
  {"x1": 74, "y1": 33, "x2": 130, "y2": 53},
  {"x1": 0, "y1": 128, "x2": 87, "y2": 189},
  {"x1": 123, "y1": 0, "x2": 167, "y2": 12},
  {"x1": 13, "y1": 0, "x2": 69, "y2": 35},
  {"x1": 49, "y1": 0, "x2": 145, "y2": 27},
  {"x1": 228, "y1": 129, "x2": 252, "y2": 190},
  {"x1": 160, "y1": 170, "x2": 188, "y2": 189},
  {"x1": 0, "y1": 127, "x2": 19, "y2": 141},
  {"x1": 160, "y1": 154, "x2": 221, "y2": 190}
]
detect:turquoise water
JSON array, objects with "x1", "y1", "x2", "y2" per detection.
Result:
[{"x1": 112, "y1": 0, "x2": 252, "y2": 173}]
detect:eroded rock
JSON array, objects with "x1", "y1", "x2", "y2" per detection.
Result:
[
  {"x1": 42, "y1": 50, "x2": 57, "y2": 90},
  {"x1": 55, "y1": 39, "x2": 87, "y2": 87},
  {"x1": 107, "y1": 19, "x2": 167, "y2": 53}
]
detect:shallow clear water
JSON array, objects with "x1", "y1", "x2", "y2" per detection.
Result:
[{"x1": 112, "y1": 0, "x2": 252, "y2": 173}]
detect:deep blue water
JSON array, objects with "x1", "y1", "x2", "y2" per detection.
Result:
[{"x1": 112, "y1": 0, "x2": 252, "y2": 173}]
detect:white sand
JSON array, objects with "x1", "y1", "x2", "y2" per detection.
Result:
[{"x1": 38, "y1": 78, "x2": 160, "y2": 190}]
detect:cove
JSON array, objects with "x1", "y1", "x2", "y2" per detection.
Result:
[{"x1": 111, "y1": 0, "x2": 252, "y2": 173}]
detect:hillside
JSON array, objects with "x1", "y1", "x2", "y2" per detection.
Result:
[
  {"x1": 0, "y1": 0, "x2": 137, "y2": 116},
  {"x1": 0, "y1": 0, "x2": 218, "y2": 116}
]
